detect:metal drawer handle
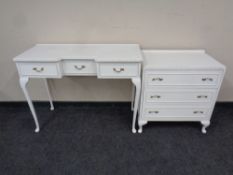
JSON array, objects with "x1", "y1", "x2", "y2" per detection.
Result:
[
  {"x1": 202, "y1": 78, "x2": 213, "y2": 82},
  {"x1": 152, "y1": 77, "x2": 163, "y2": 81},
  {"x1": 33, "y1": 67, "x2": 44, "y2": 72},
  {"x1": 113, "y1": 68, "x2": 124, "y2": 73},
  {"x1": 197, "y1": 95, "x2": 208, "y2": 99},
  {"x1": 150, "y1": 95, "x2": 161, "y2": 99},
  {"x1": 74, "y1": 65, "x2": 86, "y2": 70},
  {"x1": 193, "y1": 111, "x2": 204, "y2": 114},
  {"x1": 149, "y1": 110, "x2": 159, "y2": 114}
]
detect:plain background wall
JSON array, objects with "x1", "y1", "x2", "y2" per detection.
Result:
[{"x1": 0, "y1": 0, "x2": 232, "y2": 101}]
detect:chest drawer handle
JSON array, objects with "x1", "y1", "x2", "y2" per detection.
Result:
[
  {"x1": 150, "y1": 95, "x2": 161, "y2": 99},
  {"x1": 113, "y1": 68, "x2": 124, "y2": 73},
  {"x1": 202, "y1": 78, "x2": 213, "y2": 82},
  {"x1": 149, "y1": 110, "x2": 159, "y2": 114},
  {"x1": 33, "y1": 67, "x2": 44, "y2": 72},
  {"x1": 152, "y1": 78, "x2": 163, "y2": 81},
  {"x1": 74, "y1": 65, "x2": 86, "y2": 70},
  {"x1": 197, "y1": 95, "x2": 208, "y2": 99},
  {"x1": 193, "y1": 111, "x2": 204, "y2": 114}
]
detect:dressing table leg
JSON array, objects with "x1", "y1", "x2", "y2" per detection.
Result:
[
  {"x1": 44, "y1": 79, "x2": 54, "y2": 111},
  {"x1": 19, "y1": 77, "x2": 40, "y2": 133},
  {"x1": 131, "y1": 77, "x2": 141, "y2": 133},
  {"x1": 131, "y1": 84, "x2": 135, "y2": 111}
]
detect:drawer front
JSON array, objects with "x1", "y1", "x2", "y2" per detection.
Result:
[
  {"x1": 18, "y1": 62, "x2": 60, "y2": 77},
  {"x1": 146, "y1": 90, "x2": 215, "y2": 103},
  {"x1": 144, "y1": 107, "x2": 209, "y2": 118},
  {"x1": 62, "y1": 60, "x2": 96, "y2": 75},
  {"x1": 147, "y1": 74, "x2": 219, "y2": 86},
  {"x1": 98, "y1": 63, "x2": 140, "y2": 78}
]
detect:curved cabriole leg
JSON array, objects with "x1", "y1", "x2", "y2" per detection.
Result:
[
  {"x1": 138, "y1": 120, "x2": 148, "y2": 134},
  {"x1": 19, "y1": 77, "x2": 40, "y2": 133},
  {"x1": 131, "y1": 77, "x2": 141, "y2": 133},
  {"x1": 201, "y1": 121, "x2": 210, "y2": 134},
  {"x1": 131, "y1": 84, "x2": 135, "y2": 111},
  {"x1": 138, "y1": 125, "x2": 143, "y2": 133},
  {"x1": 44, "y1": 79, "x2": 54, "y2": 111}
]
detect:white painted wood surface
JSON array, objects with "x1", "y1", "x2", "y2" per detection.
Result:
[
  {"x1": 143, "y1": 50, "x2": 225, "y2": 70},
  {"x1": 14, "y1": 44, "x2": 142, "y2": 133},
  {"x1": 14, "y1": 44, "x2": 142, "y2": 62},
  {"x1": 139, "y1": 50, "x2": 226, "y2": 134}
]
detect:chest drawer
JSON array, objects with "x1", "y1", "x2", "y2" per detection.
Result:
[
  {"x1": 97, "y1": 63, "x2": 140, "y2": 78},
  {"x1": 17, "y1": 62, "x2": 61, "y2": 77},
  {"x1": 144, "y1": 107, "x2": 209, "y2": 119},
  {"x1": 145, "y1": 90, "x2": 215, "y2": 103},
  {"x1": 147, "y1": 74, "x2": 219, "y2": 87},
  {"x1": 62, "y1": 60, "x2": 96, "y2": 75}
]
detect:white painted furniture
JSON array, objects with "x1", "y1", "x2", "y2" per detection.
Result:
[
  {"x1": 14, "y1": 44, "x2": 143, "y2": 133},
  {"x1": 139, "y1": 50, "x2": 225, "y2": 134}
]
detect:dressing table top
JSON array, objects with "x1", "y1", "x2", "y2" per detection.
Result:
[{"x1": 14, "y1": 44, "x2": 143, "y2": 63}]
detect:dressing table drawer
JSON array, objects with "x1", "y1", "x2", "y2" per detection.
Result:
[
  {"x1": 62, "y1": 60, "x2": 96, "y2": 75},
  {"x1": 97, "y1": 63, "x2": 140, "y2": 78},
  {"x1": 17, "y1": 62, "x2": 61, "y2": 77},
  {"x1": 147, "y1": 74, "x2": 219, "y2": 87}
]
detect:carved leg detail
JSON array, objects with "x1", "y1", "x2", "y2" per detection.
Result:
[
  {"x1": 138, "y1": 125, "x2": 143, "y2": 133},
  {"x1": 19, "y1": 77, "x2": 40, "y2": 133},
  {"x1": 131, "y1": 77, "x2": 141, "y2": 133},
  {"x1": 44, "y1": 79, "x2": 54, "y2": 111},
  {"x1": 138, "y1": 121, "x2": 148, "y2": 134},
  {"x1": 131, "y1": 84, "x2": 135, "y2": 111},
  {"x1": 201, "y1": 121, "x2": 210, "y2": 134}
]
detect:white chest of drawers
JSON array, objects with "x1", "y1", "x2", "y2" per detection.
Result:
[{"x1": 138, "y1": 50, "x2": 226, "y2": 134}]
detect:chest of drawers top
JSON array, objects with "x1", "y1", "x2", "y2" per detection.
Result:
[
  {"x1": 13, "y1": 44, "x2": 143, "y2": 63},
  {"x1": 143, "y1": 50, "x2": 225, "y2": 71}
]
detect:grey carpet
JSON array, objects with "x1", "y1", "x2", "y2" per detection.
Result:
[{"x1": 0, "y1": 102, "x2": 233, "y2": 175}]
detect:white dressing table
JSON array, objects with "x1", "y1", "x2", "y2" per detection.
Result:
[{"x1": 14, "y1": 44, "x2": 142, "y2": 133}]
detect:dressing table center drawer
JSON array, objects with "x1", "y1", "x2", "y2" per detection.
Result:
[
  {"x1": 146, "y1": 90, "x2": 215, "y2": 103},
  {"x1": 144, "y1": 107, "x2": 209, "y2": 119},
  {"x1": 147, "y1": 74, "x2": 219, "y2": 86},
  {"x1": 17, "y1": 62, "x2": 60, "y2": 77},
  {"x1": 97, "y1": 63, "x2": 140, "y2": 78},
  {"x1": 62, "y1": 60, "x2": 96, "y2": 75}
]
